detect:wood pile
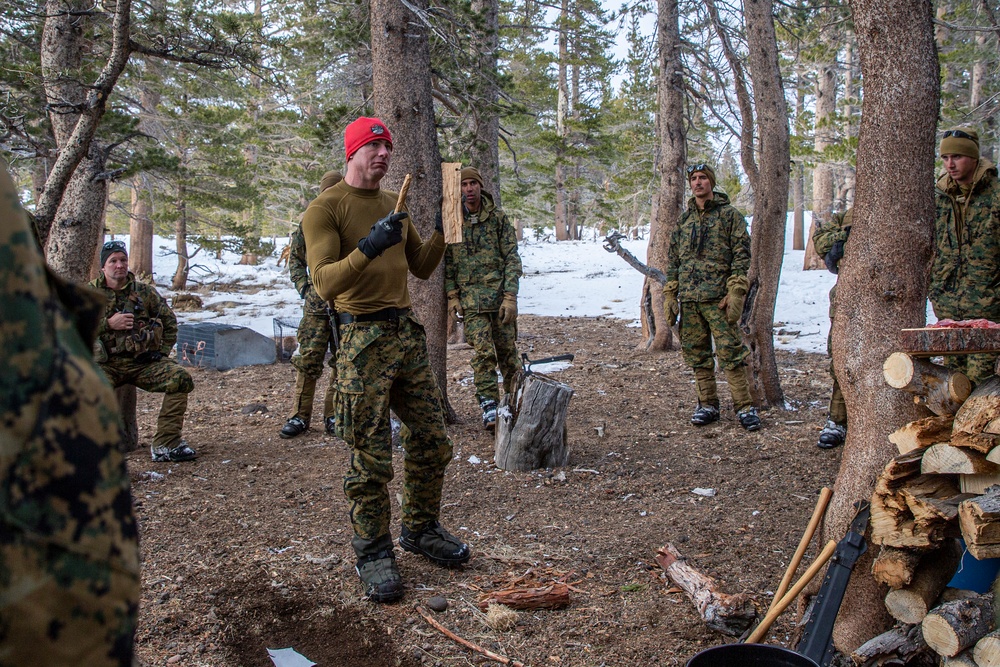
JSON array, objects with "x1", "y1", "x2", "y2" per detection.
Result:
[{"x1": 863, "y1": 353, "x2": 1000, "y2": 665}]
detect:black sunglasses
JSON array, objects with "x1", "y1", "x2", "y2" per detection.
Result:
[
  {"x1": 942, "y1": 129, "x2": 976, "y2": 142},
  {"x1": 103, "y1": 240, "x2": 126, "y2": 251},
  {"x1": 687, "y1": 163, "x2": 708, "y2": 174}
]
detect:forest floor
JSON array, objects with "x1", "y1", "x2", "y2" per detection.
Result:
[{"x1": 128, "y1": 314, "x2": 843, "y2": 667}]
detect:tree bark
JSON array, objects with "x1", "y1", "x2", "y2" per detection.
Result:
[
  {"x1": 641, "y1": 0, "x2": 685, "y2": 353},
  {"x1": 740, "y1": 0, "x2": 789, "y2": 410},
  {"x1": 370, "y1": 0, "x2": 451, "y2": 415},
  {"x1": 824, "y1": 0, "x2": 938, "y2": 651},
  {"x1": 469, "y1": 0, "x2": 501, "y2": 200}
]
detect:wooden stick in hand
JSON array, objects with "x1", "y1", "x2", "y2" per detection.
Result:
[{"x1": 394, "y1": 173, "x2": 412, "y2": 214}]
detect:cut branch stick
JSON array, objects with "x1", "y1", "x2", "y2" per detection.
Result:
[
  {"x1": 768, "y1": 487, "x2": 832, "y2": 613},
  {"x1": 416, "y1": 605, "x2": 525, "y2": 667},
  {"x1": 393, "y1": 173, "x2": 412, "y2": 214},
  {"x1": 746, "y1": 539, "x2": 837, "y2": 644}
]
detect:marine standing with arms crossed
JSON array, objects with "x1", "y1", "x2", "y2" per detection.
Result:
[
  {"x1": 663, "y1": 163, "x2": 761, "y2": 431},
  {"x1": 302, "y1": 117, "x2": 470, "y2": 603}
]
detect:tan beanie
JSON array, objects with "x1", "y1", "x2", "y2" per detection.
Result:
[
  {"x1": 320, "y1": 170, "x2": 343, "y2": 191},
  {"x1": 460, "y1": 167, "x2": 484, "y2": 187},
  {"x1": 939, "y1": 127, "x2": 979, "y2": 159}
]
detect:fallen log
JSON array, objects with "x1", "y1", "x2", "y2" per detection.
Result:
[
  {"x1": 477, "y1": 583, "x2": 571, "y2": 611},
  {"x1": 974, "y1": 628, "x2": 1000, "y2": 667},
  {"x1": 850, "y1": 624, "x2": 929, "y2": 666},
  {"x1": 872, "y1": 546, "x2": 924, "y2": 589},
  {"x1": 954, "y1": 376, "x2": 1000, "y2": 435},
  {"x1": 883, "y1": 352, "x2": 972, "y2": 416},
  {"x1": 900, "y1": 326, "x2": 1000, "y2": 357},
  {"x1": 889, "y1": 415, "x2": 955, "y2": 455},
  {"x1": 920, "y1": 593, "x2": 995, "y2": 658},
  {"x1": 655, "y1": 543, "x2": 755, "y2": 636},
  {"x1": 494, "y1": 370, "x2": 572, "y2": 472},
  {"x1": 884, "y1": 540, "x2": 962, "y2": 624},
  {"x1": 922, "y1": 444, "x2": 1000, "y2": 475}
]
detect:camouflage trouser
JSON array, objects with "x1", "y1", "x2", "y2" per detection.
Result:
[
  {"x1": 290, "y1": 296, "x2": 336, "y2": 423},
  {"x1": 681, "y1": 301, "x2": 752, "y2": 411},
  {"x1": 464, "y1": 311, "x2": 519, "y2": 404},
  {"x1": 827, "y1": 328, "x2": 847, "y2": 425},
  {"x1": 99, "y1": 356, "x2": 194, "y2": 448},
  {"x1": 334, "y1": 315, "x2": 452, "y2": 543}
]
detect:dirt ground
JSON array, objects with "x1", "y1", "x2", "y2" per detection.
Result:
[{"x1": 129, "y1": 314, "x2": 843, "y2": 666}]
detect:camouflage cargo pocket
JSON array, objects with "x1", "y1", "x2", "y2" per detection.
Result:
[{"x1": 93, "y1": 339, "x2": 108, "y2": 363}]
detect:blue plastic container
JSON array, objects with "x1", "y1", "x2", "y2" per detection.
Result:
[{"x1": 947, "y1": 539, "x2": 1000, "y2": 594}]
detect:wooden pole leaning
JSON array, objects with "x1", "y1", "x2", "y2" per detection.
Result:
[
  {"x1": 768, "y1": 487, "x2": 833, "y2": 613},
  {"x1": 746, "y1": 539, "x2": 837, "y2": 645}
]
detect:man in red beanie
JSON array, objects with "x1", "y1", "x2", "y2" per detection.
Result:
[{"x1": 302, "y1": 117, "x2": 470, "y2": 603}]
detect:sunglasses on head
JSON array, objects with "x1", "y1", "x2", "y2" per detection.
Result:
[
  {"x1": 942, "y1": 129, "x2": 976, "y2": 142},
  {"x1": 686, "y1": 163, "x2": 710, "y2": 175},
  {"x1": 103, "y1": 240, "x2": 126, "y2": 251}
]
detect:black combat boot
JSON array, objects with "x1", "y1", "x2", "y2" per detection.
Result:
[
  {"x1": 480, "y1": 399, "x2": 498, "y2": 431},
  {"x1": 280, "y1": 416, "x2": 308, "y2": 439},
  {"x1": 737, "y1": 407, "x2": 762, "y2": 431},
  {"x1": 690, "y1": 404, "x2": 720, "y2": 426},
  {"x1": 399, "y1": 521, "x2": 471, "y2": 567},
  {"x1": 352, "y1": 534, "x2": 403, "y2": 603},
  {"x1": 817, "y1": 419, "x2": 846, "y2": 449}
]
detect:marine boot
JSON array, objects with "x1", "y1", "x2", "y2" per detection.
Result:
[
  {"x1": 817, "y1": 419, "x2": 847, "y2": 449},
  {"x1": 399, "y1": 521, "x2": 471, "y2": 567},
  {"x1": 480, "y1": 399, "x2": 498, "y2": 431},
  {"x1": 280, "y1": 416, "x2": 308, "y2": 439},
  {"x1": 352, "y1": 534, "x2": 403, "y2": 603},
  {"x1": 690, "y1": 403, "x2": 720, "y2": 426},
  {"x1": 737, "y1": 407, "x2": 762, "y2": 432}
]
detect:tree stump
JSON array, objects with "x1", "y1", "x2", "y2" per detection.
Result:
[
  {"x1": 115, "y1": 385, "x2": 139, "y2": 452},
  {"x1": 883, "y1": 352, "x2": 972, "y2": 416},
  {"x1": 494, "y1": 370, "x2": 572, "y2": 471}
]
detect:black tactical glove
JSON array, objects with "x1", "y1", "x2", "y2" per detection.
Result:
[
  {"x1": 357, "y1": 212, "x2": 407, "y2": 259},
  {"x1": 136, "y1": 350, "x2": 164, "y2": 364},
  {"x1": 434, "y1": 212, "x2": 443, "y2": 234},
  {"x1": 824, "y1": 240, "x2": 845, "y2": 275}
]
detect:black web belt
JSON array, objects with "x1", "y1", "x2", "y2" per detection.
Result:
[{"x1": 337, "y1": 307, "x2": 410, "y2": 324}]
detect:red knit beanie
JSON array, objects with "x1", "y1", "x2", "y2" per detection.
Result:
[{"x1": 344, "y1": 117, "x2": 392, "y2": 161}]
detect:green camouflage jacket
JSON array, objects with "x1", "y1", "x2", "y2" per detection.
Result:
[
  {"x1": 813, "y1": 208, "x2": 852, "y2": 319},
  {"x1": 931, "y1": 160, "x2": 1000, "y2": 320},
  {"x1": 444, "y1": 191, "x2": 522, "y2": 313},
  {"x1": 666, "y1": 191, "x2": 751, "y2": 302},
  {"x1": 289, "y1": 222, "x2": 327, "y2": 315},
  {"x1": 88, "y1": 272, "x2": 177, "y2": 360}
]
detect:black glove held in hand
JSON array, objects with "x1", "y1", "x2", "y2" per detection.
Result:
[
  {"x1": 358, "y1": 212, "x2": 407, "y2": 259},
  {"x1": 136, "y1": 351, "x2": 163, "y2": 364},
  {"x1": 824, "y1": 240, "x2": 845, "y2": 275}
]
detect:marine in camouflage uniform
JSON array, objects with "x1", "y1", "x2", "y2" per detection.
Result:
[
  {"x1": 89, "y1": 245, "x2": 196, "y2": 462},
  {"x1": 812, "y1": 208, "x2": 852, "y2": 448},
  {"x1": 280, "y1": 170, "x2": 342, "y2": 439},
  {"x1": 0, "y1": 160, "x2": 139, "y2": 666},
  {"x1": 303, "y1": 117, "x2": 470, "y2": 603},
  {"x1": 663, "y1": 163, "x2": 759, "y2": 431},
  {"x1": 444, "y1": 167, "x2": 522, "y2": 430},
  {"x1": 931, "y1": 127, "x2": 1000, "y2": 385}
]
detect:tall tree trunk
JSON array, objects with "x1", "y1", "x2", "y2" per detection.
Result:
[
  {"x1": 823, "y1": 0, "x2": 938, "y2": 653},
  {"x1": 792, "y1": 66, "x2": 806, "y2": 251},
  {"x1": 804, "y1": 58, "x2": 836, "y2": 271},
  {"x1": 36, "y1": 0, "x2": 131, "y2": 258},
  {"x1": 171, "y1": 184, "x2": 189, "y2": 290},
  {"x1": 642, "y1": 0, "x2": 685, "y2": 352},
  {"x1": 554, "y1": 0, "x2": 569, "y2": 241},
  {"x1": 130, "y1": 174, "x2": 154, "y2": 277},
  {"x1": 469, "y1": 0, "x2": 501, "y2": 197},
  {"x1": 742, "y1": 0, "x2": 790, "y2": 409},
  {"x1": 370, "y1": 0, "x2": 452, "y2": 414}
]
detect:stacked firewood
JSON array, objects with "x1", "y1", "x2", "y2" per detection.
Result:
[{"x1": 860, "y1": 352, "x2": 1000, "y2": 664}]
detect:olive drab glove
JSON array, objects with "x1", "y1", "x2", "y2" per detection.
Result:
[
  {"x1": 499, "y1": 292, "x2": 518, "y2": 325},
  {"x1": 662, "y1": 280, "x2": 679, "y2": 327},
  {"x1": 447, "y1": 291, "x2": 463, "y2": 323},
  {"x1": 358, "y1": 212, "x2": 407, "y2": 259},
  {"x1": 721, "y1": 275, "x2": 749, "y2": 326}
]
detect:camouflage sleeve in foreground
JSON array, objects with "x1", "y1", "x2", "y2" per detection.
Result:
[
  {"x1": 0, "y1": 161, "x2": 139, "y2": 666},
  {"x1": 498, "y1": 209, "x2": 522, "y2": 295},
  {"x1": 812, "y1": 211, "x2": 849, "y2": 258},
  {"x1": 288, "y1": 223, "x2": 310, "y2": 297},
  {"x1": 727, "y1": 206, "x2": 751, "y2": 278}
]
